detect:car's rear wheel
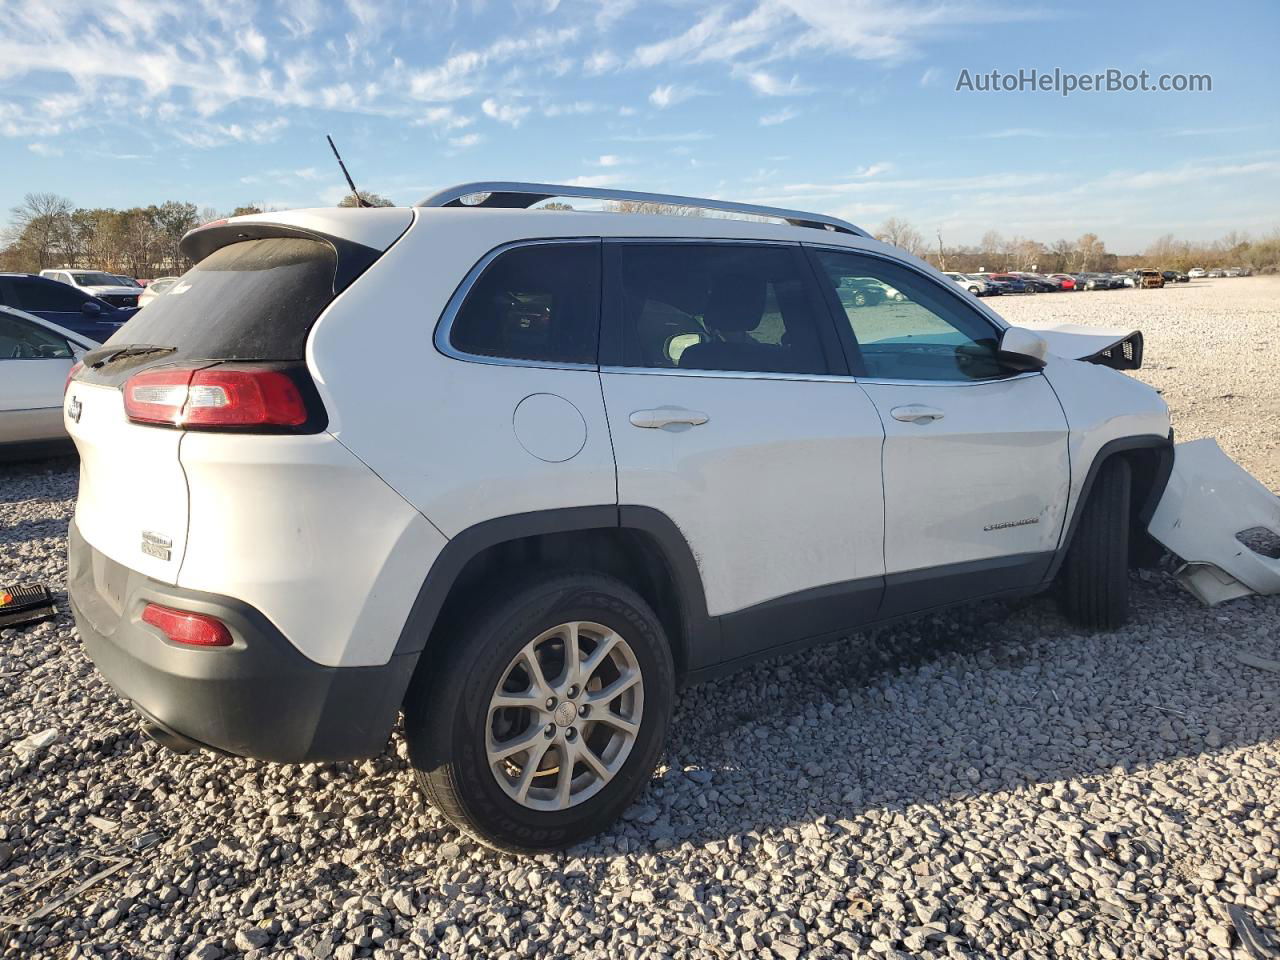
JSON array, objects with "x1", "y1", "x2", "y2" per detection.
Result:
[
  {"x1": 404, "y1": 572, "x2": 674, "y2": 853},
  {"x1": 1058, "y1": 457, "x2": 1132, "y2": 629}
]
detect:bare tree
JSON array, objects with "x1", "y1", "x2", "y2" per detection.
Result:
[
  {"x1": 338, "y1": 191, "x2": 394, "y2": 207},
  {"x1": 7, "y1": 192, "x2": 73, "y2": 269},
  {"x1": 604, "y1": 200, "x2": 707, "y2": 217},
  {"x1": 1075, "y1": 233, "x2": 1105, "y2": 271},
  {"x1": 875, "y1": 217, "x2": 925, "y2": 257}
]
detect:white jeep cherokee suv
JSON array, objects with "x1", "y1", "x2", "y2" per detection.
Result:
[{"x1": 66, "y1": 182, "x2": 1175, "y2": 852}]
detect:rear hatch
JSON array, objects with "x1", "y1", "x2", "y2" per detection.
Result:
[{"x1": 66, "y1": 208, "x2": 412, "y2": 583}]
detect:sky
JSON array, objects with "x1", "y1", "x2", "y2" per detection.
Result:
[{"x1": 1, "y1": 0, "x2": 1277, "y2": 251}]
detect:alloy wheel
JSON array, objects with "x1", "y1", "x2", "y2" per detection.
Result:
[{"x1": 486, "y1": 621, "x2": 644, "y2": 811}]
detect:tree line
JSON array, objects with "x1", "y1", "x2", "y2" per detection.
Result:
[
  {"x1": 877, "y1": 217, "x2": 1280, "y2": 274},
  {"x1": 0, "y1": 191, "x2": 394, "y2": 279},
  {"x1": 2, "y1": 190, "x2": 1275, "y2": 278}
]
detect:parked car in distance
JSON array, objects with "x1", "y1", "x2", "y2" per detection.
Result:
[
  {"x1": 1111, "y1": 274, "x2": 1136, "y2": 288},
  {"x1": 1206, "y1": 269, "x2": 1225, "y2": 278},
  {"x1": 1138, "y1": 270, "x2": 1165, "y2": 288},
  {"x1": 138, "y1": 276, "x2": 180, "y2": 308},
  {"x1": 1160, "y1": 271, "x2": 1179, "y2": 284},
  {"x1": 1174, "y1": 272, "x2": 1189, "y2": 283},
  {"x1": 0, "y1": 305, "x2": 94, "y2": 460},
  {"x1": 985, "y1": 273, "x2": 1035, "y2": 293},
  {"x1": 0, "y1": 274, "x2": 137, "y2": 342},
  {"x1": 63, "y1": 183, "x2": 1189, "y2": 853},
  {"x1": 945, "y1": 272, "x2": 987, "y2": 296},
  {"x1": 39, "y1": 268, "x2": 142, "y2": 308},
  {"x1": 112, "y1": 275, "x2": 143, "y2": 289},
  {"x1": 1224, "y1": 268, "x2": 1242, "y2": 278},
  {"x1": 1024, "y1": 274, "x2": 1062, "y2": 293},
  {"x1": 1188, "y1": 267, "x2": 1206, "y2": 278},
  {"x1": 1080, "y1": 274, "x2": 1111, "y2": 291},
  {"x1": 1048, "y1": 274, "x2": 1077, "y2": 290}
]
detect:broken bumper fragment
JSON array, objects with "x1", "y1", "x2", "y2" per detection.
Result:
[{"x1": 1148, "y1": 438, "x2": 1280, "y2": 605}]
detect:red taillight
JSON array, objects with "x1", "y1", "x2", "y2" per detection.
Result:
[
  {"x1": 123, "y1": 365, "x2": 308, "y2": 429},
  {"x1": 141, "y1": 603, "x2": 233, "y2": 647},
  {"x1": 65, "y1": 360, "x2": 84, "y2": 395}
]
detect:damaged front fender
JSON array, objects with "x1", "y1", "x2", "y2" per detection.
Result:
[{"x1": 1148, "y1": 438, "x2": 1280, "y2": 605}]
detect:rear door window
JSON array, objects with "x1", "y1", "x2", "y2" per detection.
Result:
[
  {"x1": 112, "y1": 237, "x2": 339, "y2": 360},
  {"x1": 605, "y1": 242, "x2": 834, "y2": 375}
]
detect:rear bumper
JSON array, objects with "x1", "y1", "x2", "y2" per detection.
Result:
[{"x1": 67, "y1": 521, "x2": 417, "y2": 762}]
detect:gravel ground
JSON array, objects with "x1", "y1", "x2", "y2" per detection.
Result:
[{"x1": 2, "y1": 278, "x2": 1278, "y2": 960}]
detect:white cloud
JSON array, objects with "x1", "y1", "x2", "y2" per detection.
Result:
[
  {"x1": 173, "y1": 116, "x2": 289, "y2": 149},
  {"x1": 853, "y1": 162, "x2": 892, "y2": 178},
  {"x1": 543, "y1": 100, "x2": 601, "y2": 117},
  {"x1": 1095, "y1": 159, "x2": 1280, "y2": 191},
  {"x1": 919, "y1": 66, "x2": 941, "y2": 87},
  {"x1": 28, "y1": 141, "x2": 62, "y2": 157},
  {"x1": 759, "y1": 107, "x2": 799, "y2": 126},
  {"x1": 649, "y1": 84, "x2": 699, "y2": 108},
  {"x1": 595, "y1": 154, "x2": 623, "y2": 167},
  {"x1": 742, "y1": 70, "x2": 808, "y2": 96},
  {"x1": 449, "y1": 132, "x2": 482, "y2": 149},
  {"x1": 584, "y1": 49, "x2": 620, "y2": 75},
  {"x1": 481, "y1": 97, "x2": 531, "y2": 126},
  {"x1": 238, "y1": 27, "x2": 267, "y2": 62},
  {"x1": 412, "y1": 105, "x2": 473, "y2": 130},
  {"x1": 564, "y1": 174, "x2": 625, "y2": 187}
]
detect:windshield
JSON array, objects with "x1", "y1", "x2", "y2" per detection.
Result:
[
  {"x1": 108, "y1": 237, "x2": 338, "y2": 360},
  {"x1": 73, "y1": 272, "x2": 126, "y2": 286}
]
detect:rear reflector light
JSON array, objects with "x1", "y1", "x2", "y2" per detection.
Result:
[
  {"x1": 123, "y1": 365, "x2": 308, "y2": 429},
  {"x1": 141, "y1": 603, "x2": 233, "y2": 647}
]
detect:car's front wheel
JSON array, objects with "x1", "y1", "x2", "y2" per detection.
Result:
[
  {"x1": 405, "y1": 572, "x2": 674, "y2": 853},
  {"x1": 1058, "y1": 456, "x2": 1132, "y2": 629}
]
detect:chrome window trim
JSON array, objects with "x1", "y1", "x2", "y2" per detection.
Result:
[
  {"x1": 600, "y1": 364, "x2": 1042, "y2": 387},
  {"x1": 433, "y1": 237, "x2": 602, "y2": 372}
]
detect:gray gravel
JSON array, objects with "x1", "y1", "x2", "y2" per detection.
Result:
[{"x1": 2, "y1": 280, "x2": 1279, "y2": 959}]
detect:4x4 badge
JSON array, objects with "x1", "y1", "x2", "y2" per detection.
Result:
[
  {"x1": 67, "y1": 396, "x2": 82, "y2": 423},
  {"x1": 141, "y1": 532, "x2": 172, "y2": 561}
]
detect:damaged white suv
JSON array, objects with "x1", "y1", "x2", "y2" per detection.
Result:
[{"x1": 65, "y1": 182, "x2": 1280, "y2": 852}]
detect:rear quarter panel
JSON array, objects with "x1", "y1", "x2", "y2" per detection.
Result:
[{"x1": 305, "y1": 210, "x2": 618, "y2": 537}]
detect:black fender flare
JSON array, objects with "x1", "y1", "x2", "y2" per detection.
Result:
[
  {"x1": 392, "y1": 505, "x2": 718, "y2": 672},
  {"x1": 1044, "y1": 432, "x2": 1174, "y2": 583}
]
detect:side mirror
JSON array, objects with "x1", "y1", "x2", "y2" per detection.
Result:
[
  {"x1": 81, "y1": 300, "x2": 103, "y2": 317},
  {"x1": 998, "y1": 326, "x2": 1048, "y2": 371}
]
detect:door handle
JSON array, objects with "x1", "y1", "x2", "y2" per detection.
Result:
[
  {"x1": 629, "y1": 407, "x2": 710, "y2": 429},
  {"x1": 890, "y1": 404, "x2": 945, "y2": 424}
]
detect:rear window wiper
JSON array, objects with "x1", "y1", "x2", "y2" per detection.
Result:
[{"x1": 85, "y1": 344, "x2": 177, "y2": 369}]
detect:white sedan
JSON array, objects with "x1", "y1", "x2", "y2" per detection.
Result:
[{"x1": 0, "y1": 305, "x2": 95, "y2": 459}]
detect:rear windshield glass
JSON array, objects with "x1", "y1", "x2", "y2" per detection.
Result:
[{"x1": 109, "y1": 237, "x2": 337, "y2": 360}]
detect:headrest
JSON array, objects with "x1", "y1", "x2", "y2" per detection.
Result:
[{"x1": 703, "y1": 272, "x2": 765, "y2": 334}]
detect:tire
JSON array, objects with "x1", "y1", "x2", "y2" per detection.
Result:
[
  {"x1": 1059, "y1": 457, "x2": 1132, "y2": 629},
  {"x1": 404, "y1": 571, "x2": 675, "y2": 853}
]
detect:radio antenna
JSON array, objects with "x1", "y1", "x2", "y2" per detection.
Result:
[{"x1": 326, "y1": 135, "x2": 369, "y2": 208}]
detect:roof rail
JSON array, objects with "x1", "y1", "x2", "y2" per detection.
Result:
[{"x1": 417, "y1": 181, "x2": 867, "y2": 237}]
